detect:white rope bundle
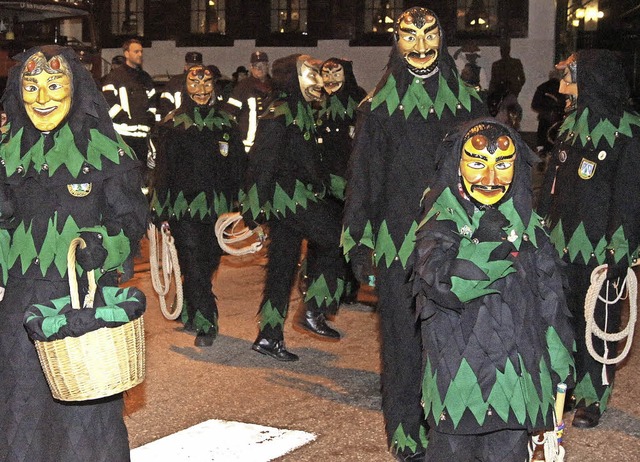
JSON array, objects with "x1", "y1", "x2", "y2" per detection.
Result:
[
  {"x1": 584, "y1": 264, "x2": 637, "y2": 365},
  {"x1": 214, "y1": 212, "x2": 265, "y2": 256},
  {"x1": 147, "y1": 223, "x2": 183, "y2": 320}
]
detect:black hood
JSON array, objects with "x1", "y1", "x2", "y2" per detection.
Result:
[
  {"x1": 429, "y1": 117, "x2": 538, "y2": 223},
  {"x1": 1, "y1": 45, "x2": 119, "y2": 154},
  {"x1": 575, "y1": 49, "x2": 631, "y2": 125},
  {"x1": 271, "y1": 54, "x2": 304, "y2": 99},
  {"x1": 322, "y1": 57, "x2": 361, "y2": 97}
]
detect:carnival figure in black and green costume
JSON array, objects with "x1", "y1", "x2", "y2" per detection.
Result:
[
  {"x1": 537, "y1": 49, "x2": 640, "y2": 429},
  {"x1": 0, "y1": 45, "x2": 148, "y2": 461},
  {"x1": 242, "y1": 54, "x2": 346, "y2": 362},
  {"x1": 412, "y1": 118, "x2": 575, "y2": 460},
  {"x1": 149, "y1": 65, "x2": 247, "y2": 347},
  {"x1": 342, "y1": 8, "x2": 487, "y2": 460}
]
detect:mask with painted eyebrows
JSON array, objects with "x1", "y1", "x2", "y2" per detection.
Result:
[
  {"x1": 21, "y1": 52, "x2": 73, "y2": 131},
  {"x1": 459, "y1": 123, "x2": 516, "y2": 206},
  {"x1": 321, "y1": 59, "x2": 345, "y2": 95},
  {"x1": 395, "y1": 7, "x2": 441, "y2": 76},
  {"x1": 186, "y1": 65, "x2": 214, "y2": 106}
]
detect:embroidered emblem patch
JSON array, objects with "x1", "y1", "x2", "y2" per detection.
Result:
[
  {"x1": 67, "y1": 183, "x2": 92, "y2": 197},
  {"x1": 558, "y1": 150, "x2": 567, "y2": 163},
  {"x1": 578, "y1": 158, "x2": 596, "y2": 179},
  {"x1": 218, "y1": 141, "x2": 229, "y2": 157}
]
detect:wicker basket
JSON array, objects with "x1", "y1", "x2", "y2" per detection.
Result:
[{"x1": 33, "y1": 237, "x2": 146, "y2": 402}]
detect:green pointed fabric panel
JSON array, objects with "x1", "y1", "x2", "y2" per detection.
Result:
[
  {"x1": 152, "y1": 190, "x2": 231, "y2": 221},
  {"x1": 173, "y1": 107, "x2": 234, "y2": 132},
  {"x1": 329, "y1": 174, "x2": 346, "y2": 200},
  {"x1": 373, "y1": 221, "x2": 398, "y2": 267},
  {"x1": 7, "y1": 214, "x2": 81, "y2": 277},
  {"x1": 193, "y1": 309, "x2": 216, "y2": 334},
  {"x1": 319, "y1": 95, "x2": 359, "y2": 121},
  {"x1": 573, "y1": 373, "x2": 612, "y2": 411},
  {"x1": 371, "y1": 74, "x2": 481, "y2": 120},
  {"x1": 390, "y1": 423, "x2": 418, "y2": 455},
  {"x1": 0, "y1": 125, "x2": 134, "y2": 178},
  {"x1": 548, "y1": 219, "x2": 628, "y2": 264},
  {"x1": 546, "y1": 326, "x2": 576, "y2": 384},
  {"x1": 424, "y1": 355, "x2": 561, "y2": 430},
  {"x1": 0, "y1": 229, "x2": 9, "y2": 284},
  {"x1": 272, "y1": 100, "x2": 317, "y2": 140},
  {"x1": 304, "y1": 275, "x2": 345, "y2": 308},
  {"x1": 558, "y1": 109, "x2": 640, "y2": 148},
  {"x1": 259, "y1": 300, "x2": 285, "y2": 330},
  {"x1": 240, "y1": 180, "x2": 321, "y2": 220},
  {"x1": 341, "y1": 220, "x2": 415, "y2": 268}
]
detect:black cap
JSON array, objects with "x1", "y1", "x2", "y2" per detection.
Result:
[
  {"x1": 250, "y1": 51, "x2": 269, "y2": 64},
  {"x1": 185, "y1": 51, "x2": 203, "y2": 64}
]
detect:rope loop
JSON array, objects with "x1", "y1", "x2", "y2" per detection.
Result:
[
  {"x1": 584, "y1": 264, "x2": 637, "y2": 365},
  {"x1": 147, "y1": 223, "x2": 183, "y2": 320},
  {"x1": 215, "y1": 212, "x2": 265, "y2": 256}
]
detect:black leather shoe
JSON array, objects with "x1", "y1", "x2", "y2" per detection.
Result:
[
  {"x1": 572, "y1": 403, "x2": 601, "y2": 428},
  {"x1": 252, "y1": 338, "x2": 299, "y2": 361},
  {"x1": 194, "y1": 330, "x2": 216, "y2": 347},
  {"x1": 298, "y1": 311, "x2": 341, "y2": 340}
]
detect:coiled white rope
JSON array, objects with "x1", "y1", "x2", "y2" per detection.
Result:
[
  {"x1": 585, "y1": 264, "x2": 637, "y2": 365},
  {"x1": 214, "y1": 212, "x2": 265, "y2": 256},
  {"x1": 147, "y1": 223, "x2": 183, "y2": 320}
]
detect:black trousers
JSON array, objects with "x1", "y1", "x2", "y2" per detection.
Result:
[
  {"x1": 171, "y1": 220, "x2": 222, "y2": 333},
  {"x1": 258, "y1": 200, "x2": 345, "y2": 341}
]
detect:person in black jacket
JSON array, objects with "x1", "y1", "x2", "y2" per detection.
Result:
[
  {"x1": 0, "y1": 44, "x2": 148, "y2": 462},
  {"x1": 158, "y1": 51, "x2": 203, "y2": 119},
  {"x1": 530, "y1": 69, "x2": 566, "y2": 155},
  {"x1": 149, "y1": 65, "x2": 247, "y2": 347},
  {"x1": 241, "y1": 54, "x2": 345, "y2": 361},
  {"x1": 537, "y1": 50, "x2": 640, "y2": 429},
  {"x1": 342, "y1": 7, "x2": 488, "y2": 461},
  {"x1": 101, "y1": 39, "x2": 157, "y2": 178},
  {"x1": 223, "y1": 51, "x2": 273, "y2": 152}
]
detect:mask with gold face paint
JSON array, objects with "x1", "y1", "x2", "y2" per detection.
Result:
[
  {"x1": 395, "y1": 7, "x2": 441, "y2": 76},
  {"x1": 459, "y1": 123, "x2": 516, "y2": 206},
  {"x1": 22, "y1": 52, "x2": 72, "y2": 132},
  {"x1": 185, "y1": 65, "x2": 214, "y2": 106},
  {"x1": 321, "y1": 59, "x2": 345, "y2": 95},
  {"x1": 297, "y1": 55, "x2": 324, "y2": 102}
]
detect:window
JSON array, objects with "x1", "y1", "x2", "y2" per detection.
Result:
[
  {"x1": 364, "y1": 0, "x2": 403, "y2": 34},
  {"x1": 270, "y1": 0, "x2": 308, "y2": 34},
  {"x1": 191, "y1": 0, "x2": 226, "y2": 34},
  {"x1": 457, "y1": 0, "x2": 498, "y2": 34},
  {"x1": 110, "y1": 0, "x2": 144, "y2": 36}
]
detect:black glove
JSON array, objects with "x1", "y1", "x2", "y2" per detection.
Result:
[
  {"x1": 349, "y1": 246, "x2": 376, "y2": 287},
  {"x1": 75, "y1": 232, "x2": 108, "y2": 272},
  {"x1": 605, "y1": 251, "x2": 628, "y2": 282},
  {"x1": 472, "y1": 207, "x2": 508, "y2": 242}
]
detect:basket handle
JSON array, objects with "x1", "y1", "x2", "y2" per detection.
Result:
[{"x1": 67, "y1": 237, "x2": 97, "y2": 309}]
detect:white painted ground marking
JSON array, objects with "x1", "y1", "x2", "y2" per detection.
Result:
[{"x1": 130, "y1": 419, "x2": 316, "y2": 461}]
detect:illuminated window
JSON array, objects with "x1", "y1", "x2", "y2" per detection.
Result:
[
  {"x1": 191, "y1": 0, "x2": 226, "y2": 34},
  {"x1": 364, "y1": 0, "x2": 403, "y2": 34},
  {"x1": 457, "y1": 0, "x2": 498, "y2": 33},
  {"x1": 111, "y1": 0, "x2": 144, "y2": 36},
  {"x1": 270, "y1": 0, "x2": 308, "y2": 34}
]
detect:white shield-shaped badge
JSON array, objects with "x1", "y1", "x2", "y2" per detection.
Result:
[
  {"x1": 67, "y1": 183, "x2": 92, "y2": 197},
  {"x1": 219, "y1": 141, "x2": 229, "y2": 157},
  {"x1": 578, "y1": 158, "x2": 596, "y2": 179}
]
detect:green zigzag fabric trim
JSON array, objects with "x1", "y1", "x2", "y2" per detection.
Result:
[
  {"x1": 1, "y1": 125, "x2": 135, "y2": 177},
  {"x1": 340, "y1": 220, "x2": 416, "y2": 268},
  {"x1": 304, "y1": 275, "x2": 345, "y2": 308},
  {"x1": 558, "y1": 109, "x2": 640, "y2": 148},
  {"x1": 239, "y1": 181, "x2": 322, "y2": 220},
  {"x1": 390, "y1": 423, "x2": 418, "y2": 455},
  {"x1": 9, "y1": 213, "x2": 80, "y2": 277},
  {"x1": 573, "y1": 373, "x2": 612, "y2": 411},
  {"x1": 371, "y1": 74, "x2": 481, "y2": 119},
  {"x1": 272, "y1": 100, "x2": 317, "y2": 140},
  {"x1": 0, "y1": 229, "x2": 10, "y2": 284},
  {"x1": 152, "y1": 191, "x2": 232, "y2": 221},
  {"x1": 547, "y1": 326, "x2": 576, "y2": 385},
  {"x1": 192, "y1": 309, "x2": 217, "y2": 334},
  {"x1": 548, "y1": 219, "x2": 629, "y2": 264},
  {"x1": 329, "y1": 174, "x2": 346, "y2": 200},
  {"x1": 319, "y1": 95, "x2": 359, "y2": 121},
  {"x1": 173, "y1": 107, "x2": 234, "y2": 131},
  {"x1": 259, "y1": 300, "x2": 285, "y2": 330},
  {"x1": 78, "y1": 226, "x2": 130, "y2": 276},
  {"x1": 423, "y1": 354, "x2": 560, "y2": 430}
]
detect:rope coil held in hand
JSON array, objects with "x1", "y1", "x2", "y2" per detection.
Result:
[
  {"x1": 214, "y1": 212, "x2": 265, "y2": 256},
  {"x1": 585, "y1": 264, "x2": 637, "y2": 365},
  {"x1": 148, "y1": 223, "x2": 183, "y2": 320}
]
